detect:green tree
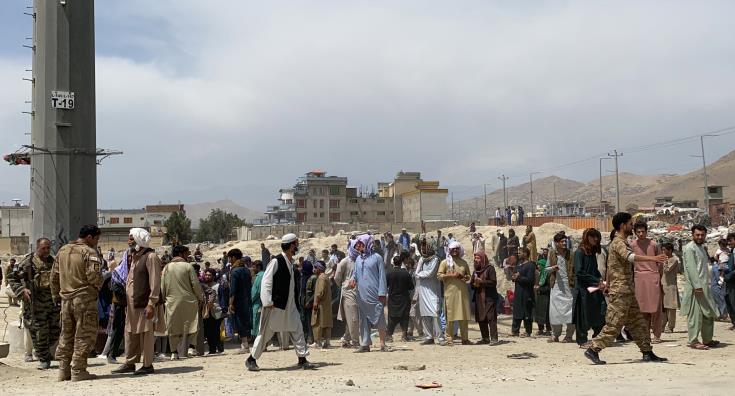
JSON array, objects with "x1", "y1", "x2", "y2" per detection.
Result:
[
  {"x1": 164, "y1": 211, "x2": 193, "y2": 244},
  {"x1": 195, "y1": 209, "x2": 245, "y2": 243}
]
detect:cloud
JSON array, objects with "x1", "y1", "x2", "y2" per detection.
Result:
[{"x1": 2, "y1": 1, "x2": 735, "y2": 210}]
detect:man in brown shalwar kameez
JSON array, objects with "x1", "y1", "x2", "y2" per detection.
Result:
[{"x1": 112, "y1": 228, "x2": 164, "y2": 376}]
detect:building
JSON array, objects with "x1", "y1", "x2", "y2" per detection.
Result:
[
  {"x1": 96, "y1": 204, "x2": 185, "y2": 251},
  {"x1": 707, "y1": 185, "x2": 725, "y2": 205},
  {"x1": 544, "y1": 200, "x2": 586, "y2": 216},
  {"x1": 1, "y1": 204, "x2": 32, "y2": 238},
  {"x1": 260, "y1": 170, "x2": 448, "y2": 224}
]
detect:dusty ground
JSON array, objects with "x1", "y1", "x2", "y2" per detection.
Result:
[{"x1": 1, "y1": 313, "x2": 733, "y2": 395}]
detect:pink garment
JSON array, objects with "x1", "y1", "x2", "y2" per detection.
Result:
[{"x1": 631, "y1": 238, "x2": 663, "y2": 314}]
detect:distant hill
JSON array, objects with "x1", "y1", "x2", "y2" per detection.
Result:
[
  {"x1": 186, "y1": 199, "x2": 262, "y2": 227},
  {"x1": 459, "y1": 149, "x2": 735, "y2": 215}
]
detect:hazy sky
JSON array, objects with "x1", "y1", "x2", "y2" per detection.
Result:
[{"x1": 1, "y1": 1, "x2": 735, "y2": 210}]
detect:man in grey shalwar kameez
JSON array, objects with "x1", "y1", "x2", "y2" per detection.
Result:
[{"x1": 414, "y1": 239, "x2": 445, "y2": 345}]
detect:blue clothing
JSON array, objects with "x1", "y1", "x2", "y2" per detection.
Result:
[
  {"x1": 229, "y1": 266, "x2": 252, "y2": 337},
  {"x1": 352, "y1": 252, "x2": 387, "y2": 345},
  {"x1": 398, "y1": 233, "x2": 411, "y2": 251},
  {"x1": 711, "y1": 264, "x2": 727, "y2": 316}
]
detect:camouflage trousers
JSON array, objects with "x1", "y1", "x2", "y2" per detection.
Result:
[
  {"x1": 23, "y1": 291, "x2": 61, "y2": 362},
  {"x1": 591, "y1": 292, "x2": 652, "y2": 353},
  {"x1": 55, "y1": 294, "x2": 98, "y2": 373}
]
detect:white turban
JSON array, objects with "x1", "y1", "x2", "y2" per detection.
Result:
[
  {"x1": 446, "y1": 241, "x2": 464, "y2": 269},
  {"x1": 130, "y1": 227, "x2": 151, "y2": 249}
]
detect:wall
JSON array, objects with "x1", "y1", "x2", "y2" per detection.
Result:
[
  {"x1": 0, "y1": 207, "x2": 33, "y2": 237},
  {"x1": 238, "y1": 220, "x2": 459, "y2": 241},
  {"x1": 0, "y1": 236, "x2": 30, "y2": 255},
  {"x1": 523, "y1": 216, "x2": 612, "y2": 233},
  {"x1": 401, "y1": 191, "x2": 448, "y2": 222}
]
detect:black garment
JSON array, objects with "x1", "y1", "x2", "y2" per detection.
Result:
[
  {"x1": 203, "y1": 317, "x2": 224, "y2": 353},
  {"x1": 387, "y1": 316, "x2": 409, "y2": 336},
  {"x1": 507, "y1": 236, "x2": 520, "y2": 258},
  {"x1": 512, "y1": 318, "x2": 532, "y2": 336},
  {"x1": 512, "y1": 261, "x2": 535, "y2": 321},
  {"x1": 497, "y1": 235, "x2": 508, "y2": 262},
  {"x1": 108, "y1": 304, "x2": 126, "y2": 359},
  {"x1": 272, "y1": 254, "x2": 299, "y2": 310},
  {"x1": 262, "y1": 248, "x2": 271, "y2": 265},
  {"x1": 478, "y1": 320, "x2": 498, "y2": 340},
  {"x1": 386, "y1": 267, "x2": 413, "y2": 319},
  {"x1": 572, "y1": 249, "x2": 606, "y2": 345}
]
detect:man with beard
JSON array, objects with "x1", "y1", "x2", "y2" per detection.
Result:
[
  {"x1": 334, "y1": 240, "x2": 360, "y2": 348},
  {"x1": 246, "y1": 234, "x2": 313, "y2": 371},
  {"x1": 584, "y1": 212, "x2": 669, "y2": 365},
  {"x1": 8, "y1": 237, "x2": 60, "y2": 370},
  {"x1": 162, "y1": 245, "x2": 203, "y2": 359},
  {"x1": 438, "y1": 241, "x2": 472, "y2": 345},
  {"x1": 386, "y1": 255, "x2": 413, "y2": 343},
  {"x1": 111, "y1": 228, "x2": 164, "y2": 376},
  {"x1": 682, "y1": 225, "x2": 720, "y2": 350},
  {"x1": 414, "y1": 238, "x2": 445, "y2": 346}
]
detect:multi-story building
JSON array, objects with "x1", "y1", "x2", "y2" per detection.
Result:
[
  {"x1": 544, "y1": 200, "x2": 586, "y2": 216},
  {"x1": 262, "y1": 170, "x2": 448, "y2": 224}
]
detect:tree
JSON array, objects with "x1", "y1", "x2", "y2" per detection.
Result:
[
  {"x1": 164, "y1": 211, "x2": 193, "y2": 245},
  {"x1": 195, "y1": 209, "x2": 245, "y2": 243}
]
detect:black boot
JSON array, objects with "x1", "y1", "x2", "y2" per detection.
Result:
[
  {"x1": 298, "y1": 357, "x2": 315, "y2": 370},
  {"x1": 246, "y1": 356, "x2": 259, "y2": 372},
  {"x1": 134, "y1": 365, "x2": 154, "y2": 376},
  {"x1": 584, "y1": 348, "x2": 606, "y2": 365},
  {"x1": 642, "y1": 351, "x2": 668, "y2": 362}
]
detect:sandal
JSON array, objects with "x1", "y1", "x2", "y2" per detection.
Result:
[
  {"x1": 688, "y1": 343, "x2": 709, "y2": 350},
  {"x1": 651, "y1": 338, "x2": 662, "y2": 344},
  {"x1": 704, "y1": 340, "x2": 720, "y2": 348},
  {"x1": 380, "y1": 345, "x2": 394, "y2": 352}
]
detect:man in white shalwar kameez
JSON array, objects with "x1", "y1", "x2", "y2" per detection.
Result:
[{"x1": 246, "y1": 234, "x2": 314, "y2": 371}]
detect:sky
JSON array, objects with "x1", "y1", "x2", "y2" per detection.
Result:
[{"x1": 1, "y1": 0, "x2": 735, "y2": 210}]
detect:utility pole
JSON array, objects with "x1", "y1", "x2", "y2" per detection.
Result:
[
  {"x1": 498, "y1": 175, "x2": 509, "y2": 209},
  {"x1": 599, "y1": 157, "x2": 612, "y2": 216},
  {"x1": 607, "y1": 150, "x2": 623, "y2": 213},
  {"x1": 451, "y1": 192, "x2": 454, "y2": 220},
  {"x1": 552, "y1": 182, "x2": 557, "y2": 216},
  {"x1": 529, "y1": 172, "x2": 541, "y2": 218},
  {"x1": 700, "y1": 135, "x2": 710, "y2": 209},
  {"x1": 483, "y1": 184, "x2": 488, "y2": 221}
]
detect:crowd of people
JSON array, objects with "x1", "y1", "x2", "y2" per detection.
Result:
[{"x1": 2, "y1": 211, "x2": 734, "y2": 380}]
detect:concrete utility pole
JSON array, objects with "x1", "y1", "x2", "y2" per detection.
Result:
[
  {"x1": 529, "y1": 172, "x2": 541, "y2": 218},
  {"x1": 30, "y1": 0, "x2": 97, "y2": 251},
  {"x1": 607, "y1": 150, "x2": 623, "y2": 213},
  {"x1": 599, "y1": 157, "x2": 612, "y2": 215},
  {"x1": 498, "y1": 175, "x2": 509, "y2": 209},
  {"x1": 699, "y1": 135, "x2": 710, "y2": 209},
  {"x1": 451, "y1": 192, "x2": 454, "y2": 220},
  {"x1": 483, "y1": 184, "x2": 487, "y2": 221},
  {"x1": 552, "y1": 182, "x2": 557, "y2": 216}
]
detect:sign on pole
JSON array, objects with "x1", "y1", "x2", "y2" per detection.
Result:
[{"x1": 51, "y1": 91, "x2": 75, "y2": 109}]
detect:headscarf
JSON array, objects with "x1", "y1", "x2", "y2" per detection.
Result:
[
  {"x1": 473, "y1": 252, "x2": 490, "y2": 274},
  {"x1": 129, "y1": 227, "x2": 151, "y2": 249},
  {"x1": 538, "y1": 255, "x2": 549, "y2": 286},
  {"x1": 314, "y1": 260, "x2": 326, "y2": 272},
  {"x1": 112, "y1": 250, "x2": 129, "y2": 286},
  {"x1": 300, "y1": 260, "x2": 314, "y2": 293},
  {"x1": 446, "y1": 241, "x2": 464, "y2": 269},
  {"x1": 348, "y1": 239, "x2": 359, "y2": 261},
  {"x1": 356, "y1": 234, "x2": 374, "y2": 259},
  {"x1": 419, "y1": 238, "x2": 436, "y2": 258}
]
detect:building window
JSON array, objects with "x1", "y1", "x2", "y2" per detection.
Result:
[
  {"x1": 350, "y1": 211, "x2": 359, "y2": 216},
  {"x1": 330, "y1": 213, "x2": 341, "y2": 222},
  {"x1": 313, "y1": 200, "x2": 318, "y2": 208},
  {"x1": 362, "y1": 212, "x2": 367, "y2": 215},
  {"x1": 296, "y1": 213, "x2": 306, "y2": 222},
  {"x1": 329, "y1": 199, "x2": 340, "y2": 209},
  {"x1": 154, "y1": 220, "x2": 162, "y2": 226},
  {"x1": 349, "y1": 199, "x2": 358, "y2": 204},
  {"x1": 313, "y1": 212, "x2": 317, "y2": 218},
  {"x1": 140, "y1": 217, "x2": 145, "y2": 221},
  {"x1": 110, "y1": 217, "x2": 119, "y2": 224},
  {"x1": 296, "y1": 199, "x2": 305, "y2": 208},
  {"x1": 329, "y1": 186, "x2": 341, "y2": 196},
  {"x1": 377, "y1": 199, "x2": 385, "y2": 203},
  {"x1": 320, "y1": 212, "x2": 325, "y2": 218},
  {"x1": 377, "y1": 211, "x2": 386, "y2": 216},
  {"x1": 123, "y1": 217, "x2": 133, "y2": 224},
  {"x1": 319, "y1": 199, "x2": 324, "y2": 209}
]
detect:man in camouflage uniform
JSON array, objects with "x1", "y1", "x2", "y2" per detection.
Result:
[
  {"x1": 51, "y1": 225, "x2": 104, "y2": 382},
  {"x1": 584, "y1": 212, "x2": 669, "y2": 365},
  {"x1": 8, "y1": 238, "x2": 60, "y2": 370}
]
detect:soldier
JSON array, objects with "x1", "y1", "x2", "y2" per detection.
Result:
[
  {"x1": 8, "y1": 238, "x2": 61, "y2": 370},
  {"x1": 51, "y1": 225, "x2": 104, "y2": 382},
  {"x1": 584, "y1": 212, "x2": 669, "y2": 365}
]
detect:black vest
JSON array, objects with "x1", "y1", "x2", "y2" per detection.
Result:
[{"x1": 272, "y1": 254, "x2": 298, "y2": 310}]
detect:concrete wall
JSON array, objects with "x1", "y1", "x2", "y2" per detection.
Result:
[
  {"x1": 0, "y1": 236, "x2": 31, "y2": 255},
  {"x1": 401, "y1": 192, "x2": 448, "y2": 222},
  {"x1": 0, "y1": 207, "x2": 33, "y2": 237}
]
